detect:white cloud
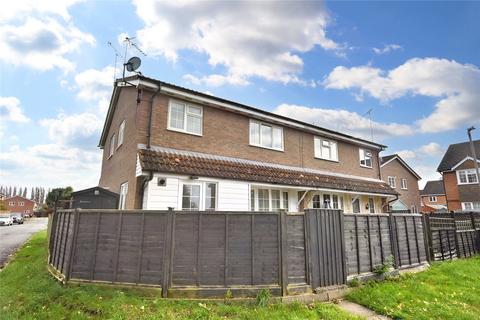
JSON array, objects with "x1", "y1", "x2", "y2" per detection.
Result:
[
  {"x1": 133, "y1": 1, "x2": 340, "y2": 85},
  {"x1": 417, "y1": 142, "x2": 443, "y2": 156},
  {"x1": 183, "y1": 73, "x2": 250, "y2": 87},
  {"x1": 323, "y1": 58, "x2": 480, "y2": 133},
  {"x1": 0, "y1": 1, "x2": 95, "y2": 72},
  {"x1": 0, "y1": 143, "x2": 101, "y2": 190},
  {"x1": 74, "y1": 66, "x2": 115, "y2": 113},
  {"x1": 373, "y1": 44, "x2": 402, "y2": 55},
  {"x1": 273, "y1": 104, "x2": 413, "y2": 141},
  {"x1": 39, "y1": 112, "x2": 102, "y2": 148},
  {"x1": 396, "y1": 150, "x2": 417, "y2": 160},
  {"x1": 0, "y1": 96, "x2": 29, "y2": 123}
]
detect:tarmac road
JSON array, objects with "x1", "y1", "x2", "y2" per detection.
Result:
[{"x1": 0, "y1": 217, "x2": 48, "y2": 268}]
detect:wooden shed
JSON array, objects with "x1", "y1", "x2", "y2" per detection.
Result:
[{"x1": 71, "y1": 187, "x2": 119, "y2": 209}]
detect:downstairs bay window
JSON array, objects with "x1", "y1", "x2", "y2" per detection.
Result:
[
  {"x1": 250, "y1": 188, "x2": 289, "y2": 211},
  {"x1": 312, "y1": 193, "x2": 344, "y2": 210}
]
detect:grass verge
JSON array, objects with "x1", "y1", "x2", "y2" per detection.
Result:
[
  {"x1": 347, "y1": 255, "x2": 480, "y2": 320},
  {"x1": 0, "y1": 231, "x2": 360, "y2": 320}
]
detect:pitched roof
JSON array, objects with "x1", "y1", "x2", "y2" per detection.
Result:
[
  {"x1": 137, "y1": 146, "x2": 397, "y2": 196},
  {"x1": 99, "y1": 75, "x2": 386, "y2": 150},
  {"x1": 380, "y1": 154, "x2": 421, "y2": 180},
  {"x1": 420, "y1": 180, "x2": 445, "y2": 195},
  {"x1": 437, "y1": 139, "x2": 480, "y2": 172}
]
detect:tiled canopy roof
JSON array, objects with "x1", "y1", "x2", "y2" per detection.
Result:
[{"x1": 138, "y1": 148, "x2": 397, "y2": 196}]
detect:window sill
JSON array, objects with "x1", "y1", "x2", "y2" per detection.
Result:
[
  {"x1": 249, "y1": 143, "x2": 284, "y2": 152},
  {"x1": 167, "y1": 127, "x2": 203, "y2": 137},
  {"x1": 108, "y1": 154, "x2": 113, "y2": 160},
  {"x1": 116, "y1": 143, "x2": 123, "y2": 150},
  {"x1": 360, "y1": 164, "x2": 373, "y2": 169},
  {"x1": 457, "y1": 182, "x2": 479, "y2": 185},
  {"x1": 314, "y1": 156, "x2": 339, "y2": 163}
]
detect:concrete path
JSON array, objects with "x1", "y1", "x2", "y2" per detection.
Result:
[
  {"x1": 0, "y1": 218, "x2": 48, "y2": 268},
  {"x1": 337, "y1": 300, "x2": 391, "y2": 320}
]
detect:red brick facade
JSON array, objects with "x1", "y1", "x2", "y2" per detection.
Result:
[{"x1": 5, "y1": 196, "x2": 36, "y2": 216}]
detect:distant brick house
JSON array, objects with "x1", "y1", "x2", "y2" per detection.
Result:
[
  {"x1": 380, "y1": 154, "x2": 421, "y2": 213},
  {"x1": 437, "y1": 140, "x2": 480, "y2": 212},
  {"x1": 5, "y1": 196, "x2": 37, "y2": 216},
  {"x1": 420, "y1": 180, "x2": 447, "y2": 213}
]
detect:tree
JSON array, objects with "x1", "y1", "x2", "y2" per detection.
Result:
[
  {"x1": 46, "y1": 187, "x2": 73, "y2": 209},
  {"x1": 22, "y1": 187, "x2": 27, "y2": 198},
  {"x1": 30, "y1": 187, "x2": 34, "y2": 200},
  {"x1": 13, "y1": 186, "x2": 17, "y2": 196}
]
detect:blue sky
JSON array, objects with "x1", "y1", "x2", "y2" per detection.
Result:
[{"x1": 1, "y1": 1, "x2": 479, "y2": 190}]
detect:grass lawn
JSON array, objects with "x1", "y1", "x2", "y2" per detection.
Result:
[
  {"x1": 347, "y1": 255, "x2": 480, "y2": 320},
  {"x1": 0, "y1": 231, "x2": 360, "y2": 320}
]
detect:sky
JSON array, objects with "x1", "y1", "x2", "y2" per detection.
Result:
[{"x1": 1, "y1": 0, "x2": 479, "y2": 190}]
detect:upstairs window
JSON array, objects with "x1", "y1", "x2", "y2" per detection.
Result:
[
  {"x1": 8, "y1": 201, "x2": 14, "y2": 206},
  {"x1": 314, "y1": 137, "x2": 338, "y2": 161},
  {"x1": 401, "y1": 178, "x2": 408, "y2": 190},
  {"x1": 429, "y1": 196, "x2": 437, "y2": 202},
  {"x1": 388, "y1": 176, "x2": 396, "y2": 188},
  {"x1": 109, "y1": 134, "x2": 116, "y2": 157},
  {"x1": 249, "y1": 120, "x2": 283, "y2": 151},
  {"x1": 359, "y1": 148, "x2": 372, "y2": 168},
  {"x1": 19, "y1": 202, "x2": 24, "y2": 206},
  {"x1": 117, "y1": 120, "x2": 125, "y2": 147},
  {"x1": 168, "y1": 100, "x2": 203, "y2": 135},
  {"x1": 457, "y1": 169, "x2": 478, "y2": 185}
]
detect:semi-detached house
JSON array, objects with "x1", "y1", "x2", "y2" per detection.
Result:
[{"x1": 98, "y1": 75, "x2": 397, "y2": 213}]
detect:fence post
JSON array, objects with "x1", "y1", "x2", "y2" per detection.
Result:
[
  {"x1": 162, "y1": 211, "x2": 175, "y2": 298},
  {"x1": 136, "y1": 212, "x2": 146, "y2": 284},
  {"x1": 470, "y1": 212, "x2": 479, "y2": 254},
  {"x1": 280, "y1": 211, "x2": 289, "y2": 296},
  {"x1": 339, "y1": 210, "x2": 347, "y2": 285},
  {"x1": 65, "y1": 209, "x2": 80, "y2": 281},
  {"x1": 422, "y1": 214, "x2": 432, "y2": 263},
  {"x1": 388, "y1": 213, "x2": 400, "y2": 269},
  {"x1": 48, "y1": 211, "x2": 58, "y2": 265},
  {"x1": 113, "y1": 211, "x2": 124, "y2": 282}
]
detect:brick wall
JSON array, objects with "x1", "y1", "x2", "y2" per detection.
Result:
[
  {"x1": 5, "y1": 196, "x2": 35, "y2": 215},
  {"x1": 443, "y1": 172, "x2": 461, "y2": 211}
]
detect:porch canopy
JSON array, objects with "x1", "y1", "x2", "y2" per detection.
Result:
[{"x1": 137, "y1": 146, "x2": 397, "y2": 197}]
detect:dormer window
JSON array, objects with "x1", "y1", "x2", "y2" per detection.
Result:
[
  {"x1": 314, "y1": 137, "x2": 338, "y2": 161},
  {"x1": 249, "y1": 120, "x2": 283, "y2": 151},
  {"x1": 168, "y1": 100, "x2": 203, "y2": 135}
]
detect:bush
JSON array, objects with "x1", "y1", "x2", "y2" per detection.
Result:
[
  {"x1": 372, "y1": 255, "x2": 394, "y2": 275},
  {"x1": 255, "y1": 289, "x2": 271, "y2": 307}
]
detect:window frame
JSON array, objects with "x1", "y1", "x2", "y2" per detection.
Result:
[
  {"x1": 250, "y1": 188, "x2": 289, "y2": 211},
  {"x1": 167, "y1": 99, "x2": 203, "y2": 136},
  {"x1": 388, "y1": 176, "x2": 396, "y2": 188},
  {"x1": 314, "y1": 136, "x2": 339, "y2": 162},
  {"x1": 8, "y1": 201, "x2": 14, "y2": 206},
  {"x1": 359, "y1": 148, "x2": 373, "y2": 168},
  {"x1": 401, "y1": 178, "x2": 408, "y2": 190},
  {"x1": 178, "y1": 181, "x2": 218, "y2": 211},
  {"x1": 429, "y1": 196, "x2": 437, "y2": 202},
  {"x1": 181, "y1": 183, "x2": 202, "y2": 211},
  {"x1": 249, "y1": 119, "x2": 284, "y2": 152},
  {"x1": 368, "y1": 197, "x2": 375, "y2": 213},
  {"x1": 109, "y1": 134, "x2": 116, "y2": 158},
  {"x1": 19, "y1": 201, "x2": 24, "y2": 206},
  {"x1": 117, "y1": 120, "x2": 125, "y2": 148},
  {"x1": 456, "y1": 169, "x2": 479, "y2": 185},
  {"x1": 119, "y1": 182, "x2": 128, "y2": 210}
]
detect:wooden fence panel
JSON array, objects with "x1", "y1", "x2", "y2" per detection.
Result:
[
  {"x1": 286, "y1": 214, "x2": 307, "y2": 285},
  {"x1": 93, "y1": 212, "x2": 120, "y2": 282},
  {"x1": 140, "y1": 212, "x2": 167, "y2": 285},
  {"x1": 305, "y1": 209, "x2": 346, "y2": 288}
]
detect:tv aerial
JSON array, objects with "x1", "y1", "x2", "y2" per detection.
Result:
[{"x1": 108, "y1": 36, "x2": 147, "y2": 84}]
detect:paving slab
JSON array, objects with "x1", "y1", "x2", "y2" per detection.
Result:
[{"x1": 337, "y1": 300, "x2": 391, "y2": 320}]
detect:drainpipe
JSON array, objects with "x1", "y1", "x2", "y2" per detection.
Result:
[
  {"x1": 140, "y1": 85, "x2": 161, "y2": 209},
  {"x1": 386, "y1": 194, "x2": 399, "y2": 213}
]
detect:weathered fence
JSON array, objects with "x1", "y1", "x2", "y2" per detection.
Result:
[
  {"x1": 49, "y1": 208, "x2": 431, "y2": 297},
  {"x1": 49, "y1": 210, "x2": 309, "y2": 297},
  {"x1": 424, "y1": 212, "x2": 480, "y2": 261}
]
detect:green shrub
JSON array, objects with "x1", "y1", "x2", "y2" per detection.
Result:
[
  {"x1": 372, "y1": 255, "x2": 394, "y2": 275},
  {"x1": 255, "y1": 289, "x2": 271, "y2": 307}
]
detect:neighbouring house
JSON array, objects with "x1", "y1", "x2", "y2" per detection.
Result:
[
  {"x1": 0, "y1": 193, "x2": 6, "y2": 201},
  {"x1": 98, "y1": 75, "x2": 397, "y2": 212},
  {"x1": 420, "y1": 180, "x2": 447, "y2": 213},
  {"x1": 437, "y1": 139, "x2": 480, "y2": 212},
  {"x1": 380, "y1": 154, "x2": 421, "y2": 213},
  {"x1": 5, "y1": 195, "x2": 37, "y2": 216}
]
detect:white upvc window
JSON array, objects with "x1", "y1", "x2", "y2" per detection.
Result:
[
  {"x1": 312, "y1": 193, "x2": 344, "y2": 210},
  {"x1": 249, "y1": 120, "x2": 283, "y2": 151},
  {"x1": 314, "y1": 137, "x2": 338, "y2": 161},
  {"x1": 456, "y1": 169, "x2": 478, "y2": 185},
  {"x1": 462, "y1": 202, "x2": 480, "y2": 211},
  {"x1": 250, "y1": 188, "x2": 289, "y2": 211},
  {"x1": 168, "y1": 100, "x2": 203, "y2": 135},
  {"x1": 119, "y1": 182, "x2": 128, "y2": 209},
  {"x1": 8, "y1": 201, "x2": 14, "y2": 206},
  {"x1": 359, "y1": 148, "x2": 373, "y2": 168},
  {"x1": 19, "y1": 202, "x2": 24, "y2": 206},
  {"x1": 180, "y1": 181, "x2": 217, "y2": 211},
  {"x1": 429, "y1": 196, "x2": 437, "y2": 202},
  {"x1": 401, "y1": 178, "x2": 408, "y2": 190},
  {"x1": 388, "y1": 176, "x2": 396, "y2": 188},
  {"x1": 109, "y1": 134, "x2": 116, "y2": 157},
  {"x1": 117, "y1": 120, "x2": 125, "y2": 148}
]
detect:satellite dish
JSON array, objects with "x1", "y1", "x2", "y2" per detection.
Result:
[{"x1": 125, "y1": 56, "x2": 141, "y2": 72}]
